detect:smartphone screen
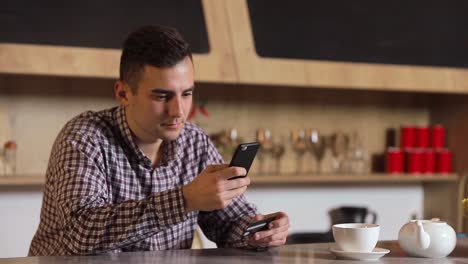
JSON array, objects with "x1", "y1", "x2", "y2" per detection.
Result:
[{"x1": 228, "y1": 142, "x2": 260, "y2": 180}]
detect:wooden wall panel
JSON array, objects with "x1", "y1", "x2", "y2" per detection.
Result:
[{"x1": 430, "y1": 101, "x2": 468, "y2": 232}]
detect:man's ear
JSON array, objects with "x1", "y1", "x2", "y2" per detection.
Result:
[{"x1": 114, "y1": 80, "x2": 131, "y2": 105}]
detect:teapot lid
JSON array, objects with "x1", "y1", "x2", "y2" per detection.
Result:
[{"x1": 410, "y1": 218, "x2": 446, "y2": 225}]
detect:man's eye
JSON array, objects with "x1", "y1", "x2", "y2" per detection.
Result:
[
  {"x1": 154, "y1": 94, "x2": 168, "y2": 101},
  {"x1": 183, "y1": 92, "x2": 193, "y2": 97}
]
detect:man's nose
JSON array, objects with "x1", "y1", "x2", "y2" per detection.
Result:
[{"x1": 168, "y1": 95, "x2": 184, "y2": 117}]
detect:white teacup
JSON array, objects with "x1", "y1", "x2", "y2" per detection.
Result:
[{"x1": 332, "y1": 223, "x2": 380, "y2": 252}]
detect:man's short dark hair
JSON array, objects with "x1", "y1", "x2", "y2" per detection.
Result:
[{"x1": 119, "y1": 25, "x2": 192, "y2": 92}]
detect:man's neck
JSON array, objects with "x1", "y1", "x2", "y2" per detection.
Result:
[
  {"x1": 138, "y1": 141, "x2": 163, "y2": 167},
  {"x1": 125, "y1": 108, "x2": 163, "y2": 167}
]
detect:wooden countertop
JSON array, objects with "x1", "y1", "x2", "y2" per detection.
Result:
[
  {"x1": 0, "y1": 173, "x2": 460, "y2": 188},
  {"x1": 0, "y1": 238, "x2": 466, "y2": 263}
]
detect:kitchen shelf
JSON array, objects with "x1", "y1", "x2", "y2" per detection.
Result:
[
  {"x1": 251, "y1": 173, "x2": 460, "y2": 185},
  {"x1": 0, "y1": 173, "x2": 459, "y2": 187},
  {"x1": 0, "y1": 175, "x2": 45, "y2": 187}
]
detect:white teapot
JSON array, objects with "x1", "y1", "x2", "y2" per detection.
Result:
[{"x1": 398, "y1": 218, "x2": 456, "y2": 258}]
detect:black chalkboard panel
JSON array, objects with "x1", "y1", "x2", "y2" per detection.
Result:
[
  {"x1": 248, "y1": 0, "x2": 468, "y2": 68},
  {"x1": 0, "y1": 0, "x2": 209, "y2": 53}
]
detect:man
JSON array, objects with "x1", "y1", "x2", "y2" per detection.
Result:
[{"x1": 29, "y1": 25, "x2": 289, "y2": 256}]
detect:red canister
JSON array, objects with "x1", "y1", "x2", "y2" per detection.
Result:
[
  {"x1": 422, "y1": 149, "x2": 435, "y2": 173},
  {"x1": 431, "y1": 125, "x2": 445, "y2": 149},
  {"x1": 436, "y1": 149, "x2": 452, "y2": 173},
  {"x1": 386, "y1": 147, "x2": 404, "y2": 173},
  {"x1": 416, "y1": 126, "x2": 430, "y2": 148},
  {"x1": 407, "y1": 148, "x2": 423, "y2": 174},
  {"x1": 400, "y1": 126, "x2": 416, "y2": 149}
]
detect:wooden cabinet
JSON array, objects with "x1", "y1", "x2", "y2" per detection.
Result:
[
  {"x1": 0, "y1": 0, "x2": 238, "y2": 83},
  {"x1": 2, "y1": 0, "x2": 468, "y2": 92},
  {"x1": 225, "y1": 0, "x2": 468, "y2": 93}
]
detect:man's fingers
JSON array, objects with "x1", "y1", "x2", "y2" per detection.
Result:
[
  {"x1": 251, "y1": 229, "x2": 289, "y2": 244},
  {"x1": 204, "y1": 164, "x2": 229, "y2": 173},
  {"x1": 252, "y1": 214, "x2": 263, "y2": 222},
  {"x1": 221, "y1": 186, "x2": 248, "y2": 201},
  {"x1": 262, "y1": 212, "x2": 289, "y2": 228},
  {"x1": 217, "y1": 166, "x2": 247, "y2": 180},
  {"x1": 248, "y1": 233, "x2": 287, "y2": 247},
  {"x1": 253, "y1": 224, "x2": 290, "y2": 240},
  {"x1": 247, "y1": 212, "x2": 290, "y2": 248},
  {"x1": 224, "y1": 176, "x2": 250, "y2": 190}
]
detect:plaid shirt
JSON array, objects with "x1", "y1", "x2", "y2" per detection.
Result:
[{"x1": 29, "y1": 106, "x2": 258, "y2": 256}]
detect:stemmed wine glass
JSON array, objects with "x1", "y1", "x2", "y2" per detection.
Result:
[
  {"x1": 330, "y1": 131, "x2": 349, "y2": 173},
  {"x1": 209, "y1": 128, "x2": 239, "y2": 162},
  {"x1": 307, "y1": 129, "x2": 327, "y2": 174},
  {"x1": 271, "y1": 137, "x2": 286, "y2": 174},
  {"x1": 291, "y1": 129, "x2": 308, "y2": 174},
  {"x1": 256, "y1": 129, "x2": 273, "y2": 175}
]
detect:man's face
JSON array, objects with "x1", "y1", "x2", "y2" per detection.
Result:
[{"x1": 124, "y1": 56, "x2": 194, "y2": 142}]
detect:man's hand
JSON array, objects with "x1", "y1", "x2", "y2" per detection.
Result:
[
  {"x1": 182, "y1": 164, "x2": 250, "y2": 212},
  {"x1": 247, "y1": 212, "x2": 290, "y2": 247}
]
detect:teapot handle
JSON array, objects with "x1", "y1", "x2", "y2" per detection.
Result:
[{"x1": 416, "y1": 220, "x2": 431, "y2": 250}]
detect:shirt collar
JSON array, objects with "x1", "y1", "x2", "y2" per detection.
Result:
[{"x1": 114, "y1": 106, "x2": 182, "y2": 167}]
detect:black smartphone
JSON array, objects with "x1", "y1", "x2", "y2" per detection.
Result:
[
  {"x1": 243, "y1": 216, "x2": 277, "y2": 237},
  {"x1": 228, "y1": 142, "x2": 260, "y2": 180}
]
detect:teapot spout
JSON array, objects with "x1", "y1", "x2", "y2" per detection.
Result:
[{"x1": 415, "y1": 220, "x2": 430, "y2": 250}]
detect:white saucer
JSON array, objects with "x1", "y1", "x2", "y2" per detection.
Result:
[{"x1": 329, "y1": 244, "x2": 390, "y2": 261}]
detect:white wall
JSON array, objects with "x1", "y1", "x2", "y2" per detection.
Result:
[
  {"x1": 0, "y1": 190, "x2": 42, "y2": 258},
  {"x1": 246, "y1": 185, "x2": 423, "y2": 239}
]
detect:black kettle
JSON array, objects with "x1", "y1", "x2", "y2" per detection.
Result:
[{"x1": 329, "y1": 206, "x2": 377, "y2": 225}]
